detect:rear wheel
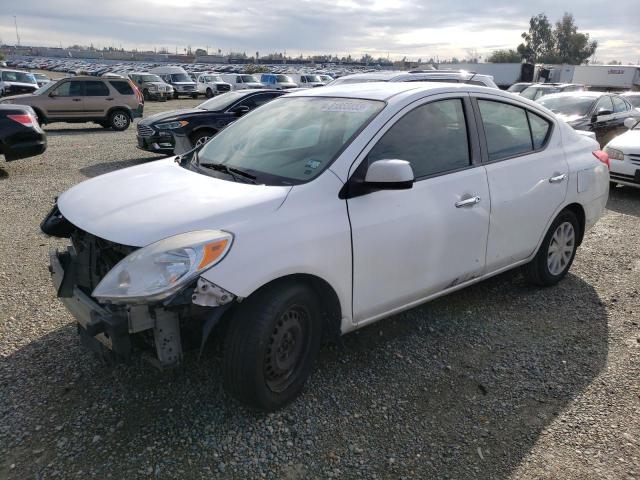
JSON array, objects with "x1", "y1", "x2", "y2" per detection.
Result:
[
  {"x1": 523, "y1": 210, "x2": 579, "y2": 286},
  {"x1": 222, "y1": 282, "x2": 322, "y2": 411},
  {"x1": 108, "y1": 110, "x2": 130, "y2": 131}
]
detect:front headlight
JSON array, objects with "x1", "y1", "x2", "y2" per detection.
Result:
[
  {"x1": 156, "y1": 120, "x2": 188, "y2": 130},
  {"x1": 604, "y1": 147, "x2": 625, "y2": 161},
  {"x1": 92, "y1": 230, "x2": 233, "y2": 304}
]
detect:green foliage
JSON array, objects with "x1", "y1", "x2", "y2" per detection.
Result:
[
  {"x1": 517, "y1": 12, "x2": 597, "y2": 64},
  {"x1": 486, "y1": 49, "x2": 521, "y2": 63},
  {"x1": 244, "y1": 64, "x2": 269, "y2": 74}
]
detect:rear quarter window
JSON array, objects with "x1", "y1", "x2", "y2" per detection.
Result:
[{"x1": 109, "y1": 81, "x2": 134, "y2": 95}]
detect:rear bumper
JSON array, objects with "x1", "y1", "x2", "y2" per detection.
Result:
[{"x1": 2, "y1": 130, "x2": 47, "y2": 161}]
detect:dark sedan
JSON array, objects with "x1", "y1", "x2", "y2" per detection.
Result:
[
  {"x1": 0, "y1": 104, "x2": 47, "y2": 161},
  {"x1": 136, "y1": 89, "x2": 285, "y2": 155},
  {"x1": 537, "y1": 92, "x2": 640, "y2": 147}
]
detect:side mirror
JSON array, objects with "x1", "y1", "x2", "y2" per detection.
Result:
[
  {"x1": 48, "y1": 91, "x2": 57, "y2": 97},
  {"x1": 232, "y1": 105, "x2": 250, "y2": 116},
  {"x1": 594, "y1": 108, "x2": 613, "y2": 122},
  {"x1": 364, "y1": 159, "x2": 414, "y2": 189},
  {"x1": 624, "y1": 117, "x2": 638, "y2": 130}
]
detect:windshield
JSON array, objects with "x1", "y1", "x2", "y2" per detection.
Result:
[
  {"x1": 521, "y1": 87, "x2": 559, "y2": 100},
  {"x1": 538, "y1": 95, "x2": 595, "y2": 117},
  {"x1": 171, "y1": 73, "x2": 192, "y2": 83},
  {"x1": 275, "y1": 75, "x2": 293, "y2": 83},
  {"x1": 304, "y1": 75, "x2": 321, "y2": 83},
  {"x1": 507, "y1": 84, "x2": 529, "y2": 93},
  {"x1": 141, "y1": 74, "x2": 163, "y2": 83},
  {"x1": 198, "y1": 91, "x2": 251, "y2": 111},
  {"x1": 2, "y1": 71, "x2": 37, "y2": 84},
  {"x1": 240, "y1": 75, "x2": 259, "y2": 83},
  {"x1": 202, "y1": 75, "x2": 223, "y2": 82},
  {"x1": 196, "y1": 97, "x2": 384, "y2": 185},
  {"x1": 328, "y1": 77, "x2": 385, "y2": 86},
  {"x1": 34, "y1": 81, "x2": 57, "y2": 95}
]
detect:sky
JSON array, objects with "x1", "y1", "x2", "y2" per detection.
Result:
[{"x1": 1, "y1": 0, "x2": 639, "y2": 63}]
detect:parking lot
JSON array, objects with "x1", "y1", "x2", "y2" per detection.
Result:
[{"x1": 1, "y1": 98, "x2": 639, "y2": 479}]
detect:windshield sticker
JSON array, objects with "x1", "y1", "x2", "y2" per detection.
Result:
[
  {"x1": 305, "y1": 159, "x2": 321, "y2": 169},
  {"x1": 321, "y1": 101, "x2": 370, "y2": 113}
]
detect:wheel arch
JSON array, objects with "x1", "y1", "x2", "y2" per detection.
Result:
[
  {"x1": 106, "y1": 106, "x2": 133, "y2": 120},
  {"x1": 189, "y1": 126, "x2": 218, "y2": 141},
  {"x1": 563, "y1": 202, "x2": 586, "y2": 246},
  {"x1": 31, "y1": 106, "x2": 46, "y2": 124},
  {"x1": 242, "y1": 273, "x2": 343, "y2": 342}
]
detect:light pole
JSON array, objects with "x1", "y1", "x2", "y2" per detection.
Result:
[{"x1": 14, "y1": 16, "x2": 20, "y2": 46}]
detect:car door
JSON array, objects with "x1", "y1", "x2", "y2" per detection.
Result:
[
  {"x1": 45, "y1": 80, "x2": 84, "y2": 119},
  {"x1": 82, "y1": 80, "x2": 111, "y2": 118},
  {"x1": 347, "y1": 95, "x2": 490, "y2": 322},
  {"x1": 474, "y1": 95, "x2": 567, "y2": 271},
  {"x1": 591, "y1": 96, "x2": 616, "y2": 146}
]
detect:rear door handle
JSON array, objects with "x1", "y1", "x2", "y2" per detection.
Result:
[
  {"x1": 455, "y1": 196, "x2": 481, "y2": 208},
  {"x1": 72, "y1": 98, "x2": 82, "y2": 102},
  {"x1": 549, "y1": 173, "x2": 567, "y2": 184},
  {"x1": 105, "y1": 97, "x2": 114, "y2": 101}
]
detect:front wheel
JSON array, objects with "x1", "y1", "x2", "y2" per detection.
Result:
[
  {"x1": 108, "y1": 110, "x2": 130, "y2": 131},
  {"x1": 523, "y1": 210, "x2": 579, "y2": 286},
  {"x1": 222, "y1": 282, "x2": 322, "y2": 411},
  {"x1": 205, "y1": 88, "x2": 213, "y2": 98}
]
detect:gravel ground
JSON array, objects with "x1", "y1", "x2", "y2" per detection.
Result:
[{"x1": 1, "y1": 97, "x2": 639, "y2": 479}]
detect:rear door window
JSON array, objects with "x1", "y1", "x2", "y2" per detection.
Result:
[
  {"x1": 84, "y1": 81, "x2": 110, "y2": 96},
  {"x1": 478, "y1": 100, "x2": 533, "y2": 161},
  {"x1": 528, "y1": 112, "x2": 551, "y2": 149}
]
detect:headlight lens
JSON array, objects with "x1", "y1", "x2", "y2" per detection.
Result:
[
  {"x1": 92, "y1": 230, "x2": 233, "y2": 304},
  {"x1": 604, "y1": 147, "x2": 625, "y2": 161},
  {"x1": 156, "y1": 120, "x2": 188, "y2": 129}
]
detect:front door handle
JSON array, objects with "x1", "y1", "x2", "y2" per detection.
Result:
[
  {"x1": 72, "y1": 98, "x2": 82, "y2": 102},
  {"x1": 549, "y1": 173, "x2": 567, "y2": 184},
  {"x1": 105, "y1": 97, "x2": 114, "y2": 101},
  {"x1": 455, "y1": 196, "x2": 481, "y2": 208}
]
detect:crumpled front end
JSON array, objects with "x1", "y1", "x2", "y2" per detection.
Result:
[{"x1": 43, "y1": 206, "x2": 234, "y2": 368}]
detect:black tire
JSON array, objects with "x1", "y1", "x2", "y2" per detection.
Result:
[
  {"x1": 523, "y1": 210, "x2": 579, "y2": 286},
  {"x1": 205, "y1": 88, "x2": 213, "y2": 98},
  {"x1": 222, "y1": 282, "x2": 323, "y2": 411},
  {"x1": 108, "y1": 110, "x2": 130, "y2": 131},
  {"x1": 173, "y1": 91, "x2": 179, "y2": 99},
  {"x1": 191, "y1": 93, "x2": 198, "y2": 99},
  {"x1": 190, "y1": 129, "x2": 215, "y2": 148},
  {"x1": 143, "y1": 89, "x2": 150, "y2": 101}
]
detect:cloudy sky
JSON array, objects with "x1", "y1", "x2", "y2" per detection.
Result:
[{"x1": 1, "y1": 0, "x2": 639, "y2": 62}]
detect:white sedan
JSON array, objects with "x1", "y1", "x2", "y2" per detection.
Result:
[
  {"x1": 606, "y1": 117, "x2": 640, "y2": 187},
  {"x1": 43, "y1": 82, "x2": 609, "y2": 410}
]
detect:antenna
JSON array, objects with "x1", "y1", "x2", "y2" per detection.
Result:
[{"x1": 14, "y1": 16, "x2": 20, "y2": 46}]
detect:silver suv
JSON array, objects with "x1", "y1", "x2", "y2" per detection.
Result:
[
  {"x1": 128, "y1": 72, "x2": 174, "y2": 101},
  {"x1": 329, "y1": 70, "x2": 499, "y2": 89}
]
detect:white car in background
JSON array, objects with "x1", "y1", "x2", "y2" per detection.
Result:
[
  {"x1": 328, "y1": 70, "x2": 499, "y2": 89},
  {"x1": 621, "y1": 92, "x2": 640, "y2": 111},
  {"x1": 606, "y1": 117, "x2": 640, "y2": 188},
  {"x1": 195, "y1": 73, "x2": 232, "y2": 98},
  {"x1": 43, "y1": 83, "x2": 609, "y2": 411},
  {"x1": 221, "y1": 74, "x2": 264, "y2": 91}
]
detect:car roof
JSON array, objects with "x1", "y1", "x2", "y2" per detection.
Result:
[
  {"x1": 537, "y1": 91, "x2": 607, "y2": 101},
  {"x1": 285, "y1": 81, "x2": 492, "y2": 101}
]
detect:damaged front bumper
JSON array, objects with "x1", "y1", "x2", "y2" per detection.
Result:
[{"x1": 49, "y1": 247, "x2": 228, "y2": 368}]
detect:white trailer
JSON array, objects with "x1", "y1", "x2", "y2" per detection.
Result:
[
  {"x1": 571, "y1": 65, "x2": 640, "y2": 91},
  {"x1": 435, "y1": 63, "x2": 533, "y2": 88}
]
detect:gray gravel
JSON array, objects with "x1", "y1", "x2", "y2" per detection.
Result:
[{"x1": 1, "y1": 97, "x2": 639, "y2": 479}]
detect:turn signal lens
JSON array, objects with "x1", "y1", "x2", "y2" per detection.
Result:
[
  {"x1": 198, "y1": 239, "x2": 229, "y2": 269},
  {"x1": 592, "y1": 150, "x2": 610, "y2": 169}
]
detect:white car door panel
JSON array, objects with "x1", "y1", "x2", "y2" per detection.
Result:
[
  {"x1": 346, "y1": 95, "x2": 491, "y2": 322},
  {"x1": 474, "y1": 96, "x2": 568, "y2": 271}
]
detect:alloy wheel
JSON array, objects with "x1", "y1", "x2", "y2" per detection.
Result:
[{"x1": 547, "y1": 221, "x2": 575, "y2": 276}]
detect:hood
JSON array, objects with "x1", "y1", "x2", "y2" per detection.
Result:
[
  {"x1": 3, "y1": 81, "x2": 37, "y2": 87},
  {"x1": 607, "y1": 130, "x2": 640, "y2": 152},
  {"x1": 172, "y1": 81, "x2": 196, "y2": 86},
  {"x1": 0, "y1": 93, "x2": 36, "y2": 103},
  {"x1": 140, "y1": 108, "x2": 206, "y2": 125},
  {"x1": 146, "y1": 81, "x2": 170, "y2": 88},
  {"x1": 57, "y1": 158, "x2": 291, "y2": 246}
]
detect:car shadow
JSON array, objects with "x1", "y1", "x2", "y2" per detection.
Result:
[
  {"x1": 79, "y1": 156, "x2": 166, "y2": 178},
  {"x1": 1, "y1": 271, "x2": 607, "y2": 479},
  {"x1": 44, "y1": 127, "x2": 124, "y2": 136},
  {"x1": 607, "y1": 184, "x2": 640, "y2": 217}
]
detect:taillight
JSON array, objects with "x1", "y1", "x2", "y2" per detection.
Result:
[
  {"x1": 593, "y1": 150, "x2": 610, "y2": 169},
  {"x1": 129, "y1": 80, "x2": 144, "y2": 104},
  {"x1": 7, "y1": 113, "x2": 37, "y2": 128}
]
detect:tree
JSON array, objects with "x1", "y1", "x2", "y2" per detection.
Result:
[
  {"x1": 553, "y1": 13, "x2": 597, "y2": 64},
  {"x1": 517, "y1": 13, "x2": 553, "y2": 62},
  {"x1": 487, "y1": 49, "x2": 521, "y2": 63},
  {"x1": 517, "y1": 12, "x2": 597, "y2": 64}
]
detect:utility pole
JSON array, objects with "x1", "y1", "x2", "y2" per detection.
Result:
[{"x1": 14, "y1": 16, "x2": 20, "y2": 46}]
